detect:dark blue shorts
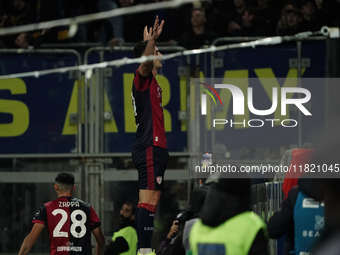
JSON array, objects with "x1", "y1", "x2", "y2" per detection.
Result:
[{"x1": 132, "y1": 145, "x2": 169, "y2": 190}]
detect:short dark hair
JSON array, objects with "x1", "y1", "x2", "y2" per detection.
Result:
[
  {"x1": 124, "y1": 202, "x2": 137, "y2": 215},
  {"x1": 133, "y1": 40, "x2": 149, "y2": 58},
  {"x1": 55, "y1": 172, "x2": 75, "y2": 185},
  {"x1": 192, "y1": 8, "x2": 205, "y2": 15}
]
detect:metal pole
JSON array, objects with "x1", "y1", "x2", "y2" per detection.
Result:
[
  {"x1": 94, "y1": 68, "x2": 101, "y2": 153},
  {"x1": 186, "y1": 55, "x2": 191, "y2": 153},
  {"x1": 99, "y1": 51, "x2": 105, "y2": 153},
  {"x1": 297, "y1": 40, "x2": 303, "y2": 148},
  {"x1": 77, "y1": 74, "x2": 83, "y2": 153}
]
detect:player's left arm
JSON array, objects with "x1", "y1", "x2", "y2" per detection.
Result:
[
  {"x1": 92, "y1": 227, "x2": 105, "y2": 255},
  {"x1": 18, "y1": 223, "x2": 45, "y2": 255},
  {"x1": 89, "y1": 205, "x2": 105, "y2": 255}
]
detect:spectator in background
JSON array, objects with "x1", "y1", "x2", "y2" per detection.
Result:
[
  {"x1": 277, "y1": 3, "x2": 303, "y2": 36},
  {"x1": 1, "y1": 0, "x2": 35, "y2": 48},
  {"x1": 14, "y1": 32, "x2": 33, "y2": 48},
  {"x1": 234, "y1": 7, "x2": 266, "y2": 36},
  {"x1": 221, "y1": 0, "x2": 248, "y2": 36},
  {"x1": 300, "y1": 0, "x2": 320, "y2": 32},
  {"x1": 81, "y1": 0, "x2": 102, "y2": 43},
  {"x1": 118, "y1": 0, "x2": 150, "y2": 44},
  {"x1": 6, "y1": 0, "x2": 35, "y2": 26},
  {"x1": 32, "y1": 0, "x2": 71, "y2": 45},
  {"x1": 63, "y1": 0, "x2": 88, "y2": 43},
  {"x1": 178, "y1": 8, "x2": 218, "y2": 50},
  {"x1": 98, "y1": 0, "x2": 124, "y2": 45},
  {"x1": 0, "y1": 4, "x2": 8, "y2": 29},
  {"x1": 314, "y1": 0, "x2": 339, "y2": 28},
  {"x1": 156, "y1": 0, "x2": 191, "y2": 46},
  {"x1": 252, "y1": 0, "x2": 280, "y2": 35},
  {"x1": 100, "y1": 0, "x2": 150, "y2": 45}
]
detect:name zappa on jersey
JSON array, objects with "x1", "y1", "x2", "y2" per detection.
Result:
[{"x1": 58, "y1": 201, "x2": 80, "y2": 207}]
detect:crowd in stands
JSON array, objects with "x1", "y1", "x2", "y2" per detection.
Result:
[{"x1": 0, "y1": 0, "x2": 339, "y2": 49}]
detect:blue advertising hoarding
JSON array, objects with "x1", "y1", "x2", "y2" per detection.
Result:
[{"x1": 0, "y1": 41, "x2": 326, "y2": 154}]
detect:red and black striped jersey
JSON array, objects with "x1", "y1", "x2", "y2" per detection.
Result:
[
  {"x1": 32, "y1": 196, "x2": 101, "y2": 255},
  {"x1": 131, "y1": 69, "x2": 167, "y2": 148}
]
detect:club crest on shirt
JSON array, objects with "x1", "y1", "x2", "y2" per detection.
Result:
[
  {"x1": 157, "y1": 86, "x2": 162, "y2": 98},
  {"x1": 156, "y1": 176, "x2": 162, "y2": 185}
]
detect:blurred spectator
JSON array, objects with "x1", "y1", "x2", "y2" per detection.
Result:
[
  {"x1": 6, "y1": 0, "x2": 35, "y2": 26},
  {"x1": 268, "y1": 185, "x2": 324, "y2": 255},
  {"x1": 314, "y1": 0, "x2": 339, "y2": 28},
  {"x1": 220, "y1": 0, "x2": 248, "y2": 36},
  {"x1": 300, "y1": 0, "x2": 320, "y2": 31},
  {"x1": 119, "y1": 0, "x2": 150, "y2": 44},
  {"x1": 277, "y1": 3, "x2": 303, "y2": 36},
  {"x1": 234, "y1": 8, "x2": 266, "y2": 36},
  {"x1": 252, "y1": 0, "x2": 281, "y2": 35},
  {"x1": 1, "y1": 0, "x2": 35, "y2": 48},
  {"x1": 100, "y1": 0, "x2": 150, "y2": 45},
  {"x1": 178, "y1": 8, "x2": 218, "y2": 49},
  {"x1": 0, "y1": 7, "x2": 7, "y2": 29},
  {"x1": 281, "y1": 149, "x2": 314, "y2": 197},
  {"x1": 14, "y1": 32, "x2": 33, "y2": 48},
  {"x1": 240, "y1": 146, "x2": 256, "y2": 160},
  {"x1": 98, "y1": 0, "x2": 124, "y2": 45},
  {"x1": 63, "y1": 0, "x2": 88, "y2": 42},
  {"x1": 81, "y1": 0, "x2": 102, "y2": 42},
  {"x1": 32, "y1": 0, "x2": 71, "y2": 45},
  {"x1": 156, "y1": 1, "x2": 191, "y2": 46}
]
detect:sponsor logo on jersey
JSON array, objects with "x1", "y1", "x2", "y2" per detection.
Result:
[
  {"x1": 144, "y1": 227, "x2": 154, "y2": 231},
  {"x1": 57, "y1": 246, "x2": 82, "y2": 252}
]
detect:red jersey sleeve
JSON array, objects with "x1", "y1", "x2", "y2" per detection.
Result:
[
  {"x1": 32, "y1": 204, "x2": 47, "y2": 225},
  {"x1": 90, "y1": 206, "x2": 101, "y2": 230},
  {"x1": 133, "y1": 69, "x2": 152, "y2": 91}
]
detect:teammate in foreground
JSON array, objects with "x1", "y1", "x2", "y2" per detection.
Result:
[
  {"x1": 18, "y1": 172, "x2": 105, "y2": 255},
  {"x1": 131, "y1": 16, "x2": 169, "y2": 255}
]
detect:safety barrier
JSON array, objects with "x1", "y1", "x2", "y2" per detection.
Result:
[{"x1": 252, "y1": 182, "x2": 284, "y2": 255}]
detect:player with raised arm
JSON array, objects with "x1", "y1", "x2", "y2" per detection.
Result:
[
  {"x1": 18, "y1": 172, "x2": 105, "y2": 255},
  {"x1": 131, "y1": 16, "x2": 168, "y2": 255}
]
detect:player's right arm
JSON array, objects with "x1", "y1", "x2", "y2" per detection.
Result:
[
  {"x1": 18, "y1": 223, "x2": 45, "y2": 255},
  {"x1": 138, "y1": 15, "x2": 164, "y2": 77},
  {"x1": 92, "y1": 227, "x2": 105, "y2": 255}
]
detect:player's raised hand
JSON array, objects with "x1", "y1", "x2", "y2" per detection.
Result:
[
  {"x1": 143, "y1": 25, "x2": 153, "y2": 41},
  {"x1": 151, "y1": 15, "x2": 164, "y2": 40}
]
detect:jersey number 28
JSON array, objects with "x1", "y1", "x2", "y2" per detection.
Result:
[{"x1": 52, "y1": 209, "x2": 87, "y2": 238}]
